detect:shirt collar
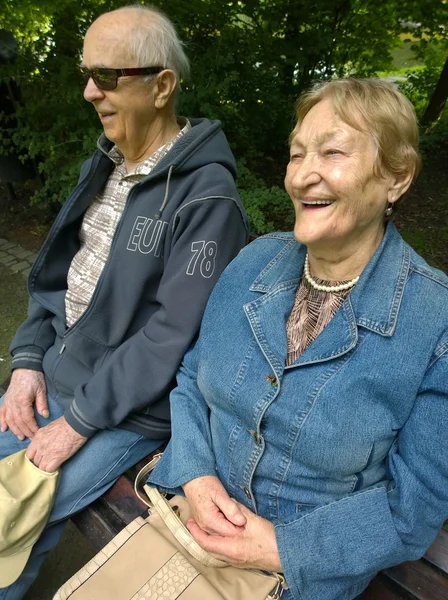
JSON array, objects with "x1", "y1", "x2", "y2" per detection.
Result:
[{"x1": 250, "y1": 222, "x2": 411, "y2": 337}]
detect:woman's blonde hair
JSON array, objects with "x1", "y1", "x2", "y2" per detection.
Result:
[{"x1": 293, "y1": 78, "x2": 422, "y2": 181}]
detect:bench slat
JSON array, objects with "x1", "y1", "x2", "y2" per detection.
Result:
[
  {"x1": 98, "y1": 475, "x2": 147, "y2": 524},
  {"x1": 360, "y1": 574, "x2": 412, "y2": 599},
  {"x1": 384, "y1": 558, "x2": 448, "y2": 600},
  {"x1": 425, "y1": 527, "x2": 448, "y2": 574}
]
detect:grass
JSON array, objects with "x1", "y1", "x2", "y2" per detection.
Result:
[
  {"x1": 390, "y1": 41, "x2": 423, "y2": 70},
  {"x1": 377, "y1": 40, "x2": 425, "y2": 78}
]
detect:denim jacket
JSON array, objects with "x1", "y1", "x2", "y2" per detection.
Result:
[{"x1": 150, "y1": 222, "x2": 448, "y2": 600}]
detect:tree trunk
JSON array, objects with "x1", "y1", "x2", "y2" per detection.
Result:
[{"x1": 421, "y1": 55, "x2": 448, "y2": 128}]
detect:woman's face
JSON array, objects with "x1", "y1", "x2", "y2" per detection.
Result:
[{"x1": 285, "y1": 98, "x2": 398, "y2": 255}]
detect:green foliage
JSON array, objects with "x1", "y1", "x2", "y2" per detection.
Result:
[
  {"x1": 419, "y1": 116, "x2": 448, "y2": 163},
  {"x1": 237, "y1": 159, "x2": 294, "y2": 235},
  {"x1": 0, "y1": 0, "x2": 446, "y2": 224},
  {"x1": 399, "y1": 41, "x2": 448, "y2": 117},
  {"x1": 400, "y1": 228, "x2": 448, "y2": 271}
]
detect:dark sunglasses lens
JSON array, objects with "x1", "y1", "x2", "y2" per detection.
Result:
[
  {"x1": 94, "y1": 72, "x2": 117, "y2": 91},
  {"x1": 80, "y1": 68, "x2": 90, "y2": 87},
  {"x1": 79, "y1": 68, "x2": 117, "y2": 90}
]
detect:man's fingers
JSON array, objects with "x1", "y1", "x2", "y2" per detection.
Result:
[
  {"x1": 25, "y1": 445, "x2": 36, "y2": 463},
  {"x1": 26, "y1": 445, "x2": 42, "y2": 469},
  {"x1": 39, "y1": 458, "x2": 59, "y2": 474},
  {"x1": 0, "y1": 405, "x2": 7, "y2": 432},
  {"x1": 6, "y1": 415, "x2": 25, "y2": 441},
  {"x1": 14, "y1": 405, "x2": 37, "y2": 439},
  {"x1": 35, "y1": 389, "x2": 50, "y2": 419}
]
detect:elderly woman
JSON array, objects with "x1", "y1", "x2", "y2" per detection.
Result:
[{"x1": 149, "y1": 79, "x2": 448, "y2": 600}]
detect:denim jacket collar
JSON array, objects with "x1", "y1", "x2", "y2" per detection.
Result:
[{"x1": 246, "y1": 222, "x2": 410, "y2": 371}]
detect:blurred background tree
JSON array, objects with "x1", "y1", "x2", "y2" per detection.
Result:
[{"x1": 0, "y1": 0, "x2": 446, "y2": 232}]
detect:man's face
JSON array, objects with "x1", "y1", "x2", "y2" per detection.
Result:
[{"x1": 81, "y1": 16, "x2": 158, "y2": 152}]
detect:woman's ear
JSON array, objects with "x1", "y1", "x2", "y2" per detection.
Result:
[
  {"x1": 154, "y1": 70, "x2": 177, "y2": 109},
  {"x1": 388, "y1": 171, "x2": 414, "y2": 204}
]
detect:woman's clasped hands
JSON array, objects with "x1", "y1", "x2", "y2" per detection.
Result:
[{"x1": 182, "y1": 475, "x2": 282, "y2": 572}]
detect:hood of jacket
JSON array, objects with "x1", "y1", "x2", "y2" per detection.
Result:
[{"x1": 97, "y1": 117, "x2": 237, "y2": 179}]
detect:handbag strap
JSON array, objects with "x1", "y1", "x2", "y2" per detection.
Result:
[
  {"x1": 134, "y1": 453, "x2": 227, "y2": 567},
  {"x1": 133, "y1": 453, "x2": 287, "y2": 595},
  {"x1": 145, "y1": 484, "x2": 228, "y2": 567},
  {"x1": 134, "y1": 452, "x2": 163, "y2": 507}
]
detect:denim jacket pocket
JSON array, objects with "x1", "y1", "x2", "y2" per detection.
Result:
[{"x1": 295, "y1": 502, "x2": 317, "y2": 515}]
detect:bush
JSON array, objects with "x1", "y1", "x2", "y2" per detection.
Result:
[
  {"x1": 399, "y1": 40, "x2": 448, "y2": 123},
  {"x1": 237, "y1": 159, "x2": 294, "y2": 235},
  {"x1": 0, "y1": 0, "x2": 445, "y2": 217}
]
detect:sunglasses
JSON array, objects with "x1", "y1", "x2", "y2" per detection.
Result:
[{"x1": 79, "y1": 66, "x2": 164, "y2": 91}]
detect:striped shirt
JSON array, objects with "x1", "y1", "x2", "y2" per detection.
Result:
[{"x1": 65, "y1": 119, "x2": 191, "y2": 327}]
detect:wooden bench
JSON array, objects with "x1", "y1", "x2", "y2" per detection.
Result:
[{"x1": 1, "y1": 391, "x2": 447, "y2": 598}]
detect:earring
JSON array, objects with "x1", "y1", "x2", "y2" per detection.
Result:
[{"x1": 385, "y1": 203, "x2": 394, "y2": 217}]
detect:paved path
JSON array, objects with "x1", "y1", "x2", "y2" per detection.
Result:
[{"x1": 0, "y1": 237, "x2": 37, "y2": 278}]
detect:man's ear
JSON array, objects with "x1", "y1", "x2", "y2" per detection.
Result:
[
  {"x1": 388, "y1": 171, "x2": 414, "y2": 204},
  {"x1": 154, "y1": 70, "x2": 177, "y2": 109}
]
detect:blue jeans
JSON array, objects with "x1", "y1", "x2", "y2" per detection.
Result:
[{"x1": 0, "y1": 391, "x2": 162, "y2": 600}]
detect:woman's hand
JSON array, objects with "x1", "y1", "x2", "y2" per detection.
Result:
[
  {"x1": 187, "y1": 502, "x2": 283, "y2": 572},
  {"x1": 182, "y1": 475, "x2": 246, "y2": 536}
]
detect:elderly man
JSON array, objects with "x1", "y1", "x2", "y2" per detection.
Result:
[{"x1": 0, "y1": 5, "x2": 248, "y2": 597}]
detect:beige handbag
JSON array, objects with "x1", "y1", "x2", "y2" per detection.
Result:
[{"x1": 53, "y1": 454, "x2": 287, "y2": 600}]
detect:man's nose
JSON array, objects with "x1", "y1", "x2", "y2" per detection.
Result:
[{"x1": 83, "y1": 77, "x2": 105, "y2": 102}]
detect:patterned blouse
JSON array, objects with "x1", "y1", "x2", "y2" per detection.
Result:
[{"x1": 286, "y1": 274, "x2": 353, "y2": 365}]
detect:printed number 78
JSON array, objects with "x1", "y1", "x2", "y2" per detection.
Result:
[{"x1": 186, "y1": 241, "x2": 217, "y2": 278}]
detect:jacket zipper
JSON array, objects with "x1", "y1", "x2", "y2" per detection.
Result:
[
  {"x1": 30, "y1": 157, "x2": 172, "y2": 347},
  {"x1": 47, "y1": 176, "x2": 134, "y2": 366},
  {"x1": 59, "y1": 179, "x2": 140, "y2": 345}
]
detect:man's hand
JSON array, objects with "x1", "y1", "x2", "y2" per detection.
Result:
[
  {"x1": 187, "y1": 502, "x2": 282, "y2": 572},
  {"x1": 0, "y1": 369, "x2": 48, "y2": 440},
  {"x1": 182, "y1": 475, "x2": 247, "y2": 537},
  {"x1": 26, "y1": 416, "x2": 88, "y2": 472}
]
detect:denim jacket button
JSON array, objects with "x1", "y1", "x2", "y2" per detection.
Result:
[
  {"x1": 247, "y1": 428, "x2": 261, "y2": 444},
  {"x1": 236, "y1": 483, "x2": 252, "y2": 499},
  {"x1": 266, "y1": 374, "x2": 278, "y2": 386}
]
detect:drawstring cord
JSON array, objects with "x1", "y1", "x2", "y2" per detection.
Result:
[
  {"x1": 155, "y1": 165, "x2": 174, "y2": 220},
  {"x1": 97, "y1": 136, "x2": 174, "y2": 221}
]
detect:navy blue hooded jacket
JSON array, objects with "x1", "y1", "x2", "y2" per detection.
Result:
[{"x1": 10, "y1": 118, "x2": 249, "y2": 439}]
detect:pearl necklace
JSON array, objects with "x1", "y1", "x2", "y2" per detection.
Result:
[{"x1": 304, "y1": 254, "x2": 359, "y2": 293}]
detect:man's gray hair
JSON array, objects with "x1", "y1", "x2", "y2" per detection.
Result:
[{"x1": 114, "y1": 4, "x2": 190, "y2": 88}]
